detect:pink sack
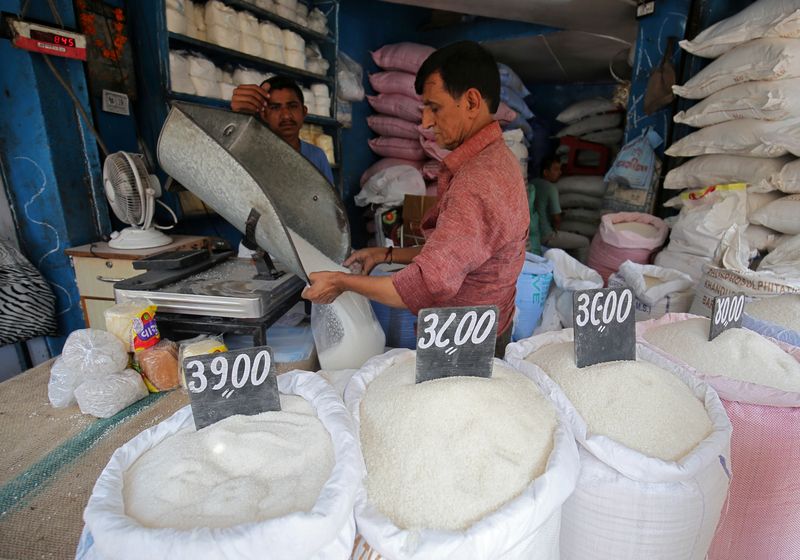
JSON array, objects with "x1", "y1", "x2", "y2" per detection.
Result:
[
  {"x1": 492, "y1": 102, "x2": 518, "y2": 126},
  {"x1": 360, "y1": 158, "x2": 423, "y2": 187},
  {"x1": 371, "y1": 42, "x2": 434, "y2": 73},
  {"x1": 587, "y1": 212, "x2": 669, "y2": 285},
  {"x1": 368, "y1": 71, "x2": 421, "y2": 100},
  {"x1": 422, "y1": 160, "x2": 442, "y2": 181},
  {"x1": 367, "y1": 94, "x2": 422, "y2": 123},
  {"x1": 367, "y1": 115, "x2": 419, "y2": 140},
  {"x1": 368, "y1": 136, "x2": 426, "y2": 162},
  {"x1": 636, "y1": 313, "x2": 800, "y2": 560},
  {"x1": 418, "y1": 126, "x2": 451, "y2": 161}
]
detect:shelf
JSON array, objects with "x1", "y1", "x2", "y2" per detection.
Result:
[
  {"x1": 223, "y1": 0, "x2": 335, "y2": 45},
  {"x1": 169, "y1": 32, "x2": 333, "y2": 84},
  {"x1": 167, "y1": 91, "x2": 341, "y2": 128}
]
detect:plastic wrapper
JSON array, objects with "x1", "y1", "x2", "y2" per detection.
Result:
[
  {"x1": 74, "y1": 369, "x2": 148, "y2": 419},
  {"x1": 136, "y1": 339, "x2": 180, "y2": 392},
  {"x1": 311, "y1": 293, "x2": 385, "y2": 371},
  {"x1": 177, "y1": 334, "x2": 228, "y2": 388},
  {"x1": 337, "y1": 51, "x2": 364, "y2": 102},
  {"x1": 47, "y1": 357, "x2": 79, "y2": 408},
  {"x1": 61, "y1": 328, "x2": 129, "y2": 378},
  {"x1": 104, "y1": 299, "x2": 161, "y2": 352}
]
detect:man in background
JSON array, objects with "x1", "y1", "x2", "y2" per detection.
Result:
[{"x1": 532, "y1": 156, "x2": 590, "y2": 263}]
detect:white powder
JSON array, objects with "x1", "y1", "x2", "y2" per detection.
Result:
[
  {"x1": 123, "y1": 395, "x2": 334, "y2": 530},
  {"x1": 613, "y1": 221, "x2": 660, "y2": 238},
  {"x1": 526, "y1": 342, "x2": 712, "y2": 461},
  {"x1": 747, "y1": 294, "x2": 800, "y2": 332},
  {"x1": 360, "y1": 356, "x2": 557, "y2": 531},
  {"x1": 288, "y1": 229, "x2": 385, "y2": 370},
  {"x1": 644, "y1": 317, "x2": 800, "y2": 393}
]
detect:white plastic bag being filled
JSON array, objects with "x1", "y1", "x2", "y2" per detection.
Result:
[
  {"x1": 345, "y1": 349, "x2": 580, "y2": 560},
  {"x1": 354, "y1": 165, "x2": 425, "y2": 207},
  {"x1": 506, "y1": 330, "x2": 732, "y2": 560}
]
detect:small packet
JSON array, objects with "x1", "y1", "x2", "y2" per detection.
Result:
[
  {"x1": 177, "y1": 334, "x2": 228, "y2": 388},
  {"x1": 104, "y1": 299, "x2": 161, "y2": 352},
  {"x1": 136, "y1": 339, "x2": 180, "y2": 392}
]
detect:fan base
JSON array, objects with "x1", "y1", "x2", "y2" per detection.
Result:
[{"x1": 108, "y1": 227, "x2": 173, "y2": 250}]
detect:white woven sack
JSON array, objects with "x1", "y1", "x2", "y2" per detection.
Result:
[
  {"x1": 556, "y1": 98, "x2": 619, "y2": 124},
  {"x1": 563, "y1": 208, "x2": 601, "y2": 224},
  {"x1": 674, "y1": 78, "x2": 800, "y2": 127},
  {"x1": 580, "y1": 127, "x2": 623, "y2": 146},
  {"x1": 673, "y1": 38, "x2": 800, "y2": 99},
  {"x1": 773, "y1": 158, "x2": 800, "y2": 193},
  {"x1": 653, "y1": 249, "x2": 712, "y2": 284},
  {"x1": 680, "y1": 0, "x2": 800, "y2": 59},
  {"x1": 607, "y1": 260, "x2": 695, "y2": 320},
  {"x1": 344, "y1": 348, "x2": 580, "y2": 560},
  {"x1": 665, "y1": 118, "x2": 800, "y2": 158},
  {"x1": 537, "y1": 249, "x2": 603, "y2": 332},
  {"x1": 559, "y1": 192, "x2": 603, "y2": 209},
  {"x1": 745, "y1": 224, "x2": 784, "y2": 251},
  {"x1": 758, "y1": 234, "x2": 800, "y2": 278},
  {"x1": 663, "y1": 154, "x2": 792, "y2": 191},
  {"x1": 556, "y1": 113, "x2": 622, "y2": 138},
  {"x1": 83, "y1": 371, "x2": 361, "y2": 560},
  {"x1": 560, "y1": 220, "x2": 598, "y2": 238},
  {"x1": 557, "y1": 176, "x2": 607, "y2": 197},
  {"x1": 750, "y1": 193, "x2": 800, "y2": 233},
  {"x1": 506, "y1": 330, "x2": 732, "y2": 560}
]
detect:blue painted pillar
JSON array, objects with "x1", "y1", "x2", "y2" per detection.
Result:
[{"x1": 0, "y1": 0, "x2": 111, "y2": 355}]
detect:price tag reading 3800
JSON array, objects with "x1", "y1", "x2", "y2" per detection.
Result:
[
  {"x1": 415, "y1": 305, "x2": 498, "y2": 383},
  {"x1": 573, "y1": 287, "x2": 636, "y2": 368},
  {"x1": 709, "y1": 294, "x2": 745, "y2": 341},
  {"x1": 184, "y1": 345, "x2": 281, "y2": 430}
]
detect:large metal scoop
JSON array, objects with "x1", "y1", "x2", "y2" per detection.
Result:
[{"x1": 157, "y1": 102, "x2": 349, "y2": 282}]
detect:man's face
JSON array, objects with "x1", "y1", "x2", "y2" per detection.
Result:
[
  {"x1": 260, "y1": 86, "x2": 307, "y2": 144},
  {"x1": 421, "y1": 72, "x2": 473, "y2": 151},
  {"x1": 544, "y1": 161, "x2": 563, "y2": 183}
]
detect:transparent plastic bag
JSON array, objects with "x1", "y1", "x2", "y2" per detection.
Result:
[
  {"x1": 177, "y1": 334, "x2": 228, "y2": 388},
  {"x1": 311, "y1": 292, "x2": 385, "y2": 371},
  {"x1": 74, "y1": 369, "x2": 148, "y2": 419},
  {"x1": 136, "y1": 339, "x2": 180, "y2": 392},
  {"x1": 47, "y1": 357, "x2": 79, "y2": 408},
  {"x1": 61, "y1": 328, "x2": 129, "y2": 378},
  {"x1": 337, "y1": 51, "x2": 364, "y2": 102}
]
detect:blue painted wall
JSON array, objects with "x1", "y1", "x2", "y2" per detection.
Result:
[{"x1": 0, "y1": 0, "x2": 112, "y2": 355}]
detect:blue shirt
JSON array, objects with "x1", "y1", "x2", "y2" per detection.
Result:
[{"x1": 300, "y1": 141, "x2": 334, "y2": 184}]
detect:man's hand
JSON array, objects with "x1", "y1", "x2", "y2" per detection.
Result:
[
  {"x1": 302, "y1": 271, "x2": 345, "y2": 304},
  {"x1": 343, "y1": 247, "x2": 387, "y2": 276},
  {"x1": 231, "y1": 84, "x2": 270, "y2": 117}
]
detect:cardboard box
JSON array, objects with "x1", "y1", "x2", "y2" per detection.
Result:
[{"x1": 402, "y1": 195, "x2": 437, "y2": 246}]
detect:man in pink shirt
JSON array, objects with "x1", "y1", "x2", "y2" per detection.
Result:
[{"x1": 302, "y1": 41, "x2": 529, "y2": 355}]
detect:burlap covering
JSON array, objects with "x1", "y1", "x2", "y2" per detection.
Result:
[{"x1": 0, "y1": 360, "x2": 189, "y2": 560}]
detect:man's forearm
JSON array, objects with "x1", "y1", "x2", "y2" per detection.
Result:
[
  {"x1": 389, "y1": 246, "x2": 422, "y2": 265},
  {"x1": 337, "y1": 274, "x2": 407, "y2": 308}
]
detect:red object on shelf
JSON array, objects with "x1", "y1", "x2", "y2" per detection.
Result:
[{"x1": 559, "y1": 136, "x2": 611, "y2": 176}]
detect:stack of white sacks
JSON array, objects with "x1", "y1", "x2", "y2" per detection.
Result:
[
  {"x1": 362, "y1": 46, "x2": 530, "y2": 196},
  {"x1": 497, "y1": 63, "x2": 532, "y2": 182},
  {"x1": 556, "y1": 176, "x2": 607, "y2": 242},
  {"x1": 556, "y1": 97, "x2": 625, "y2": 155},
  {"x1": 165, "y1": 1, "x2": 330, "y2": 75},
  {"x1": 658, "y1": 0, "x2": 800, "y2": 282}
]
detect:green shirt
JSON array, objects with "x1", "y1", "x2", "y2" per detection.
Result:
[
  {"x1": 532, "y1": 178, "x2": 561, "y2": 241},
  {"x1": 526, "y1": 183, "x2": 542, "y2": 255}
]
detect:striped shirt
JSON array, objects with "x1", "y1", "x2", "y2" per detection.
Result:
[{"x1": 392, "y1": 121, "x2": 529, "y2": 335}]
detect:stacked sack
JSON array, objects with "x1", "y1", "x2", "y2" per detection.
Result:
[
  {"x1": 663, "y1": 0, "x2": 800, "y2": 279},
  {"x1": 497, "y1": 63, "x2": 532, "y2": 182},
  {"x1": 556, "y1": 97, "x2": 625, "y2": 159},
  {"x1": 556, "y1": 176, "x2": 608, "y2": 244}
]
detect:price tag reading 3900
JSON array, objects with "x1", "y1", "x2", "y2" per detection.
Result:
[
  {"x1": 415, "y1": 305, "x2": 498, "y2": 383},
  {"x1": 184, "y1": 345, "x2": 280, "y2": 430},
  {"x1": 573, "y1": 287, "x2": 636, "y2": 368},
  {"x1": 709, "y1": 294, "x2": 745, "y2": 341}
]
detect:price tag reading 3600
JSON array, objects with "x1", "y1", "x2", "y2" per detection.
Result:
[
  {"x1": 184, "y1": 345, "x2": 281, "y2": 430},
  {"x1": 415, "y1": 305, "x2": 498, "y2": 383},
  {"x1": 709, "y1": 294, "x2": 745, "y2": 341},
  {"x1": 573, "y1": 287, "x2": 636, "y2": 368}
]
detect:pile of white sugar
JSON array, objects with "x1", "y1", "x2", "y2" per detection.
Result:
[
  {"x1": 747, "y1": 294, "x2": 800, "y2": 332},
  {"x1": 526, "y1": 342, "x2": 712, "y2": 461},
  {"x1": 124, "y1": 395, "x2": 334, "y2": 530},
  {"x1": 613, "y1": 221, "x2": 660, "y2": 238},
  {"x1": 644, "y1": 317, "x2": 800, "y2": 393},
  {"x1": 359, "y1": 356, "x2": 557, "y2": 531}
]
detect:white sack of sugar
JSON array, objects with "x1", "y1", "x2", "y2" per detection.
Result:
[
  {"x1": 82, "y1": 370, "x2": 362, "y2": 560},
  {"x1": 344, "y1": 349, "x2": 579, "y2": 560},
  {"x1": 743, "y1": 294, "x2": 800, "y2": 348},
  {"x1": 506, "y1": 330, "x2": 732, "y2": 560}
]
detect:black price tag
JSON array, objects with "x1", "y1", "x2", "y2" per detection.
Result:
[
  {"x1": 415, "y1": 305, "x2": 498, "y2": 384},
  {"x1": 573, "y1": 287, "x2": 636, "y2": 368},
  {"x1": 184, "y1": 345, "x2": 281, "y2": 430},
  {"x1": 709, "y1": 294, "x2": 745, "y2": 341}
]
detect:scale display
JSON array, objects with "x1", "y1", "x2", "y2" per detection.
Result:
[{"x1": 5, "y1": 16, "x2": 87, "y2": 61}]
